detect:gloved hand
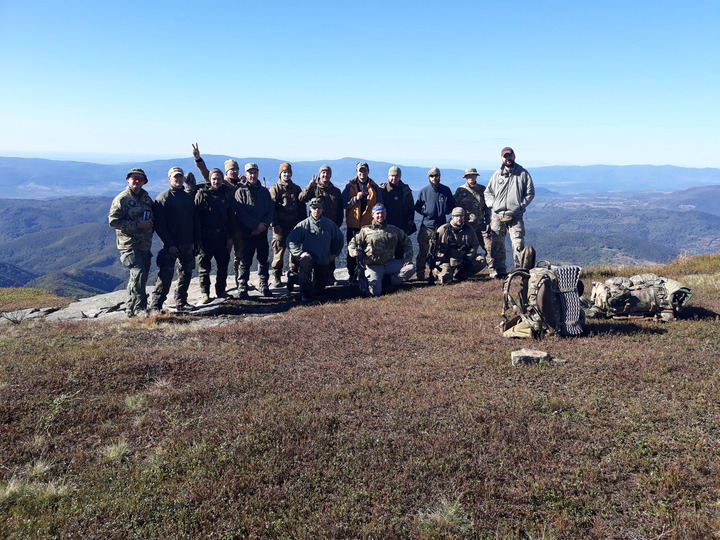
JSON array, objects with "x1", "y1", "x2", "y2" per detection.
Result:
[
  {"x1": 168, "y1": 245, "x2": 180, "y2": 258},
  {"x1": 185, "y1": 171, "x2": 196, "y2": 188}
]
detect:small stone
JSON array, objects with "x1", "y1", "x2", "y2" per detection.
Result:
[{"x1": 511, "y1": 348, "x2": 552, "y2": 366}]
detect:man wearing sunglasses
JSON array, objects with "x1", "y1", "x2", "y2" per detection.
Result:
[{"x1": 414, "y1": 167, "x2": 456, "y2": 281}]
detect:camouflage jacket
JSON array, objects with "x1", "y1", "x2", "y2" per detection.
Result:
[
  {"x1": 108, "y1": 186, "x2": 154, "y2": 251},
  {"x1": 269, "y1": 179, "x2": 306, "y2": 231},
  {"x1": 454, "y1": 182, "x2": 491, "y2": 229},
  {"x1": 435, "y1": 222, "x2": 479, "y2": 264},
  {"x1": 348, "y1": 220, "x2": 413, "y2": 266},
  {"x1": 299, "y1": 181, "x2": 344, "y2": 227}
]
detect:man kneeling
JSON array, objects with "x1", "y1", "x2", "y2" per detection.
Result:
[
  {"x1": 430, "y1": 207, "x2": 487, "y2": 285},
  {"x1": 348, "y1": 204, "x2": 415, "y2": 296},
  {"x1": 287, "y1": 198, "x2": 344, "y2": 303}
]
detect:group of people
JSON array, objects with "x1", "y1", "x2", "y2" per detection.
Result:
[{"x1": 108, "y1": 146, "x2": 534, "y2": 316}]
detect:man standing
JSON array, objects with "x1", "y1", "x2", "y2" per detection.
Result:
[
  {"x1": 287, "y1": 198, "x2": 344, "y2": 303},
  {"x1": 348, "y1": 204, "x2": 415, "y2": 296},
  {"x1": 192, "y1": 143, "x2": 245, "y2": 286},
  {"x1": 429, "y1": 207, "x2": 487, "y2": 285},
  {"x1": 484, "y1": 147, "x2": 535, "y2": 279},
  {"x1": 235, "y1": 163, "x2": 274, "y2": 298},
  {"x1": 378, "y1": 166, "x2": 416, "y2": 236},
  {"x1": 108, "y1": 168, "x2": 154, "y2": 318},
  {"x1": 269, "y1": 162, "x2": 305, "y2": 288},
  {"x1": 342, "y1": 161, "x2": 383, "y2": 281},
  {"x1": 194, "y1": 167, "x2": 235, "y2": 303},
  {"x1": 299, "y1": 164, "x2": 344, "y2": 283},
  {"x1": 454, "y1": 167, "x2": 493, "y2": 269},
  {"x1": 414, "y1": 167, "x2": 455, "y2": 280},
  {"x1": 149, "y1": 167, "x2": 201, "y2": 313}
]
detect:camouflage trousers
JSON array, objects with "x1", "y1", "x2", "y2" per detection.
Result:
[
  {"x1": 415, "y1": 225, "x2": 437, "y2": 275},
  {"x1": 489, "y1": 214, "x2": 526, "y2": 276},
  {"x1": 119, "y1": 248, "x2": 151, "y2": 315},
  {"x1": 150, "y1": 244, "x2": 195, "y2": 309},
  {"x1": 470, "y1": 224, "x2": 494, "y2": 270},
  {"x1": 431, "y1": 256, "x2": 487, "y2": 285}
]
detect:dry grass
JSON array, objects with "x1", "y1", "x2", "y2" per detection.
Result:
[
  {"x1": 0, "y1": 287, "x2": 74, "y2": 312},
  {"x1": 1, "y1": 254, "x2": 719, "y2": 538}
]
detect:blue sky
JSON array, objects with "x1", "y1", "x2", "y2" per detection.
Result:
[{"x1": 1, "y1": 0, "x2": 718, "y2": 168}]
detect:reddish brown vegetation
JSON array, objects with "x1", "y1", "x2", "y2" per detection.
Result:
[{"x1": 1, "y1": 255, "x2": 720, "y2": 538}]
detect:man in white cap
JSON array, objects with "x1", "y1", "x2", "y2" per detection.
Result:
[{"x1": 149, "y1": 167, "x2": 201, "y2": 313}]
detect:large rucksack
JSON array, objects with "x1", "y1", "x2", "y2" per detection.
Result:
[
  {"x1": 588, "y1": 272, "x2": 692, "y2": 321},
  {"x1": 502, "y1": 262, "x2": 585, "y2": 339}
]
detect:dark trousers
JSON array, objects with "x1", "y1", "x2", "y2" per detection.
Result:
[
  {"x1": 197, "y1": 235, "x2": 231, "y2": 296},
  {"x1": 346, "y1": 227, "x2": 360, "y2": 277},
  {"x1": 238, "y1": 233, "x2": 270, "y2": 287},
  {"x1": 295, "y1": 255, "x2": 332, "y2": 296},
  {"x1": 150, "y1": 244, "x2": 194, "y2": 309}
]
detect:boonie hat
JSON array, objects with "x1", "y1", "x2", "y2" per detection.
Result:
[
  {"x1": 463, "y1": 168, "x2": 479, "y2": 178},
  {"x1": 126, "y1": 167, "x2": 148, "y2": 184}
]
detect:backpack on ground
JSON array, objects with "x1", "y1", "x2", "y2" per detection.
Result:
[
  {"x1": 502, "y1": 262, "x2": 585, "y2": 339},
  {"x1": 588, "y1": 272, "x2": 692, "y2": 321}
]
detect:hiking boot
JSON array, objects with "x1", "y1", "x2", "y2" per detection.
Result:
[
  {"x1": 286, "y1": 271, "x2": 298, "y2": 293},
  {"x1": 175, "y1": 301, "x2": 195, "y2": 313},
  {"x1": 200, "y1": 294, "x2": 211, "y2": 305},
  {"x1": 270, "y1": 272, "x2": 282, "y2": 288},
  {"x1": 258, "y1": 281, "x2": 273, "y2": 297},
  {"x1": 216, "y1": 290, "x2": 229, "y2": 299},
  {"x1": 416, "y1": 270, "x2": 425, "y2": 281}
]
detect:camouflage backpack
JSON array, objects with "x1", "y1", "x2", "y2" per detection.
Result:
[
  {"x1": 502, "y1": 262, "x2": 585, "y2": 339},
  {"x1": 588, "y1": 272, "x2": 692, "y2": 321}
]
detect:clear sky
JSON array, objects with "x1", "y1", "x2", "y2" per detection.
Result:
[{"x1": 1, "y1": 0, "x2": 718, "y2": 168}]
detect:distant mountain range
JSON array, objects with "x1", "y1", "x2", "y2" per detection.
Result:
[{"x1": 2, "y1": 156, "x2": 720, "y2": 198}]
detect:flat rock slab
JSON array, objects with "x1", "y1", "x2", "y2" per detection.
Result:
[
  {"x1": 511, "y1": 348, "x2": 552, "y2": 366},
  {"x1": 3, "y1": 269, "x2": 354, "y2": 324}
]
